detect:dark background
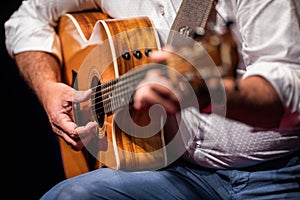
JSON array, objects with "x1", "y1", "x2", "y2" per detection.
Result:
[{"x1": 2, "y1": 1, "x2": 65, "y2": 199}]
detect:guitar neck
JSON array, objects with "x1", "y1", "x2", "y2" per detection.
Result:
[{"x1": 94, "y1": 63, "x2": 167, "y2": 114}]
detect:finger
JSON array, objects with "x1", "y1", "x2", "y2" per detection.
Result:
[
  {"x1": 149, "y1": 46, "x2": 174, "y2": 63},
  {"x1": 144, "y1": 70, "x2": 181, "y2": 102},
  {"x1": 52, "y1": 125, "x2": 84, "y2": 151},
  {"x1": 75, "y1": 121, "x2": 99, "y2": 145},
  {"x1": 64, "y1": 135, "x2": 84, "y2": 151},
  {"x1": 76, "y1": 121, "x2": 98, "y2": 138},
  {"x1": 57, "y1": 113, "x2": 79, "y2": 138},
  {"x1": 54, "y1": 121, "x2": 98, "y2": 151},
  {"x1": 134, "y1": 82, "x2": 180, "y2": 113},
  {"x1": 138, "y1": 90, "x2": 179, "y2": 114},
  {"x1": 73, "y1": 89, "x2": 92, "y2": 103},
  {"x1": 152, "y1": 83, "x2": 180, "y2": 105},
  {"x1": 149, "y1": 50, "x2": 170, "y2": 63}
]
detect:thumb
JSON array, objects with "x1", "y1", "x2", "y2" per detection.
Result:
[{"x1": 73, "y1": 89, "x2": 92, "y2": 103}]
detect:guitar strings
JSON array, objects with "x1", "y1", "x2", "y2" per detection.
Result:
[
  {"x1": 84, "y1": 65, "x2": 165, "y2": 115},
  {"x1": 85, "y1": 62, "x2": 217, "y2": 115}
]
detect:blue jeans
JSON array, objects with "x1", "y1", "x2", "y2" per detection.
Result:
[{"x1": 41, "y1": 152, "x2": 300, "y2": 200}]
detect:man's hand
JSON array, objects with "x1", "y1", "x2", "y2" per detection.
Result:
[
  {"x1": 42, "y1": 82, "x2": 98, "y2": 151},
  {"x1": 133, "y1": 49, "x2": 206, "y2": 115},
  {"x1": 15, "y1": 51, "x2": 98, "y2": 151},
  {"x1": 133, "y1": 50, "x2": 183, "y2": 114},
  {"x1": 133, "y1": 69, "x2": 181, "y2": 114}
]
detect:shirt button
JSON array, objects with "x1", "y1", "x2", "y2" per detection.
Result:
[{"x1": 159, "y1": 5, "x2": 165, "y2": 16}]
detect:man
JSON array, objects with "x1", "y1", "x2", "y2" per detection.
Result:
[{"x1": 5, "y1": 0, "x2": 300, "y2": 199}]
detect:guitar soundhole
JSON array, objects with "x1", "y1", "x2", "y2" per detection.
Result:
[{"x1": 91, "y1": 76, "x2": 105, "y2": 127}]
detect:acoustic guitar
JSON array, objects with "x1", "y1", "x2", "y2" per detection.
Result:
[{"x1": 57, "y1": 11, "x2": 238, "y2": 178}]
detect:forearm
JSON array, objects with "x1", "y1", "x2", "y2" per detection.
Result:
[
  {"x1": 222, "y1": 76, "x2": 284, "y2": 128},
  {"x1": 15, "y1": 51, "x2": 62, "y2": 106}
]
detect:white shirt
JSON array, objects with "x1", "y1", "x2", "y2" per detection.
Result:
[{"x1": 5, "y1": 0, "x2": 300, "y2": 169}]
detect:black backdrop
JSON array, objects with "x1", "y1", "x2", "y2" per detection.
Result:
[{"x1": 2, "y1": 1, "x2": 65, "y2": 199}]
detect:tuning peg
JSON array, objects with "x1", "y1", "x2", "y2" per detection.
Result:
[
  {"x1": 121, "y1": 51, "x2": 131, "y2": 60},
  {"x1": 133, "y1": 50, "x2": 142, "y2": 59},
  {"x1": 145, "y1": 48, "x2": 152, "y2": 57}
]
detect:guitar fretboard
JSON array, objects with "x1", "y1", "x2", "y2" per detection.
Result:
[{"x1": 98, "y1": 64, "x2": 167, "y2": 114}]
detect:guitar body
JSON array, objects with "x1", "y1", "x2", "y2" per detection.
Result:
[
  {"x1": 58, "y1": 11, "x2": 173, "y2": 178},
  {"x1": 57, "y1": 10, "x2": 238, "y2": 178}
]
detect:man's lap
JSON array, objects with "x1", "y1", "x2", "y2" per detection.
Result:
[{"x1": 40, "y1": 153, "x2": 300, "y2": 200}]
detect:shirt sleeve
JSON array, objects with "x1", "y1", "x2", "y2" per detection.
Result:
[
  {"x1": 4, "y1": 0, "x2": 102, "y2": 63},
  {"x1": 235, "y1": 0, "x2": 300, "y2": 129}
]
